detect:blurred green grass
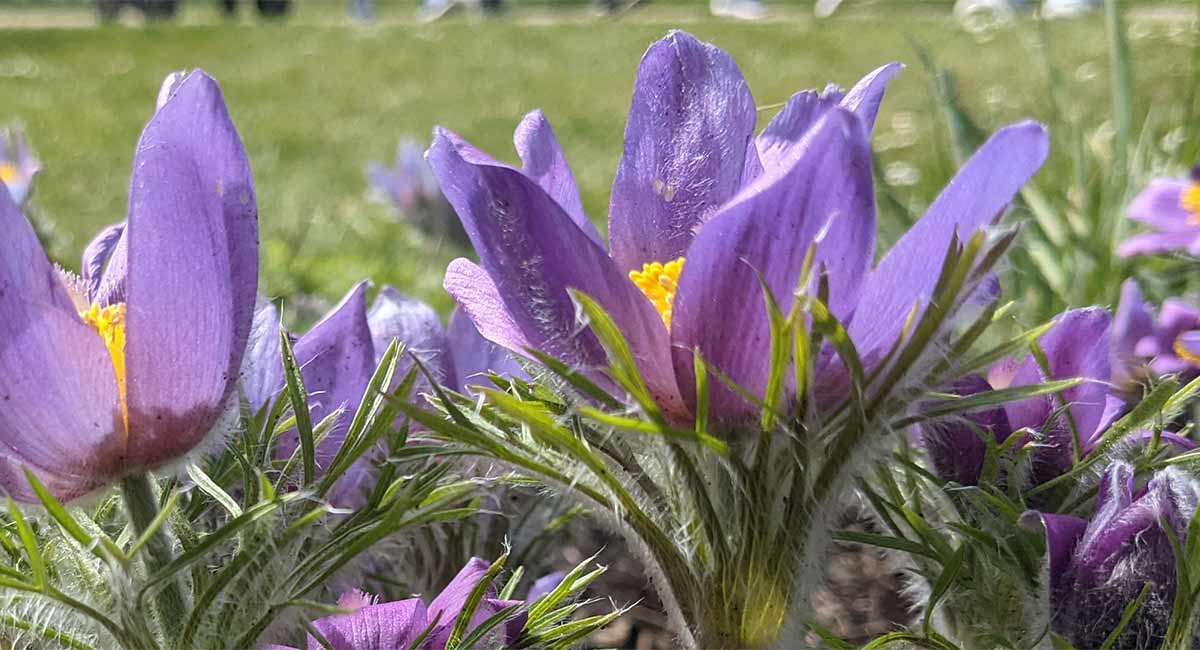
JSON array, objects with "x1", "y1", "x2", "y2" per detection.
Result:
[{"x1": 1, "y1": 7, "x2": 1195, "y2": 316}]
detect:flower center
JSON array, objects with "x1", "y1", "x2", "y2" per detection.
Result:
[
  {"x1": 0, "y1": 162, "x2": 17, "y2": 186},
  {"x1": 1174, "y1": 331, "x2": 1200, "y2": 365},
  {"x1": 80, "y1": 302, "x2": 128, "y2": 424},
  {"x1": 1182, "y1": 182, "x2": 1200, "y2": 225},
  {"x1": 629, "y1": 257, "x2": 685, "y2": 328}
]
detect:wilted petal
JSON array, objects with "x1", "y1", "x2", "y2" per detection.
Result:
[
  {"x1": 1127, "y1": 178, "x2": 1194, "y2": 231},
  {"x1": 81, "y1": 222, "x2": 125, "y2": 303},
  {"x1": 0, "y1": 190, "x2": 124, "y2": 501},
  {"x1": 672, "y1": 108, "x2": 874, "y2": 425},
  {"x1": 123, "y1": 70, "x2": 259, "y2": 468},
  {"x1": 242, "y1": 299, "x2": 284, "y2": 413},
  {"x1": 367, "y1": 286, "x2": 453, "y2": 386},
  {"x1": 848, "y1": 121, "x2": 1049, "y2": 367},
  {"x1": 309, "y1": 598, "x2": 427, "y2": 650},
  {"x1": 513, "y1": 110, "x2": 602, "y2": 247},
  {"x1": 447, "y1": 308, "x2": 525, "y2": 393},
  {"x1": 608, "y1": 30, "x2": 757, "y2": 273},
  {"x1": 430, "y1": 132, "x2": 685, "y2": 417}
]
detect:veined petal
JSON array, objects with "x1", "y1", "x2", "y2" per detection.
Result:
[
  {"x1": 429, "y1": 131, "x2": 685, "y2": 415},
  {"x1": 513, "y1": 110, "x2": 602, "y2": 247},
  {"x1": 309, "y1": 598, "x2": 427, "y2": 650},
  {"x1": 848, "y1": 121, "x2": 1049, "y2": 367},
  {"x1": 123, "y1": 70, "x2": 259, "y2": 468},
  {"x1": 444, "y1": 258, "x2": 534, "y2": 355},
  {"x1": 241, "y1": 299, "x2": 284, "y2": 413},
  {"x1": 81, "y1": 222, "x2": 125, "y2": 304},
  {"x1": 368, "y1": 285, "x2": 453, "y2": 386},
  {"x1": 447, "y1": 308, "x2": 525, "y2": 393},
  {"x1": 838, "y1": 62, "x2": 904, "y2": 132},
  {"x1": 0, "y1": 190, "x2": 123, "y2": 501},
  {"x1": 672, "y1": 108, "x2": 874, "y2": 425},
  {"x1": 608, "y1": 30, "x2": 757, "y2": 273}
]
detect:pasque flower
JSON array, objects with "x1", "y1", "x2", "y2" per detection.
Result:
[
  {"x1": 0, "y1": 71, "x2": 258, "y2": 502},
  {"x1": 1030, "y1": 462, "x2": 1200, "y2": 648},
  {"x1": 243, "y1": 284, "x2": 521, "y2": 505},
  {"x1": 267, "y1": 557, "x2": 554, "y2": 650},
  {"x1": 0, "y1": 126, "x2": 40, "y2": 206},
  {"x1": 1113, "y1": 279, "x2": 1200, "y2": 383},
  {"x1": 430, "y1": 30, "x2": 1049, "y2": 430},
  {"x1": 922, "y1": 309, "x2": 1119, "y2": 486},
  {"x1": 367, "y1": 138, "x2": 468, "y2": 247},
  {"x1": 1118, "y1": 167, "x2": 1200, "y2": 257}
]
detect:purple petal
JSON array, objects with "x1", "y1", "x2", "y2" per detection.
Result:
[
  {"x1": 0, "y1": 189, "x2": 124, "y2": 502},
  {"x1": 81, "y1": 222, "x2": 125, "y2": 303},
  {"x1": 1117, "y1": 231, "x2": 1197, "y2": 257},
  {"x1": 94, "y1": 229, "x2": 128, "y2": 308},
  {"x1": 444, "y1": 258, "x2": 535, "y2": 355},
  {"x1": 122, "y1": 70, "x2": 259, "y2": 469},
  {"x1": 367, "y1": 286, "x2": 453, "y2": 386},
  {"x1": 848, "y1": 121, "x2": 1049, "y2": 367},
  {"x1": 155, "y1": 71, "x2": 186, "y2": 111},
  {"x1": 447, "y1": 308, "x2": 525, "y2": 393},
  {"x1": 1175, "y1": 330, "x2": 1200, "y2": 366},
  {"x1": 527, "y1": 571, "x2": 565, "y2": 602},
  {"x1": 607, "y1": 30, "x2": 757, "y2": 273},
  {"x1": 1112, "y1": 280, "x2": 1154, "y2": 371},
  {"x1": 1027, "y1": 512, "x2": 1086, "y2": 588},
  {"x1": 1127, "y1": 178, "x2": 1195, "y2": 231},
  {"x1": 671, "y1": 108, "x2": 874, "y2": 425},
  {"x1": 309, "y1": 598, "x2": 427, "y2": 650},
  {"x1": 920, "y1": 375, "x2": 1010, "y2": 486},
  {"x1": 430, "y1": 132, "x2": 686, "y2": 418},
  {"x1": 241, "y1": 299, "x2": 284, "y2": 413},
  {"x1": 1004, "y1": 308, "x2": 1112, "y2": 480},
  {"x1": 428, "y1": 558, "x2": 495, "y2": 639},
  {"x1": 285, "y1": 283, "x2": 376, "y2": 504},
  {"x1": 838, "y1": 62, "x2": 904, "y2": 132},
  {"x1": 513, "y1": 110, "x2": 602, "y2": 247}
]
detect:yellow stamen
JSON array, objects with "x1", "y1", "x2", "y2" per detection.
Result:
[
  {"x1": 1175, "y1": 334, "x2": 1200, "y2": 365},
  {"x1": 0, "y1": 162, "x2": 17, "y2": 186},
  {"x1": 80, "y1": 303, "x2": 128, "y2": 425},
  {"x1": 1182, "y1": 183, "x2": 1200, "y2": 225},
  {"x1": 629, "y1": 257, "x2": 685, "y2": 328}
]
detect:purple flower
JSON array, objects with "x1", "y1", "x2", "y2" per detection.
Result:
[
  {"x1": 431, "y1": 31, "x2": 1048, "y2": 431},
  {"x1": 1118, "y1": 168, "x2": 1200, "y2": 257},
  {"x1": 922, "y1": 309, "x2": 1126, "y2": 486},
  {"x1": 1030, "y1": 462, "x2": 1200, "y2": 648},
  {"x1": 367, "y1": 139, "x2": 468, "y2": 247},
  {"x1": 243, "y1": 285, "x2": 521, "y2": 505},
  {"x1": 0, "y1": 126, "x2": 40, "y2": 206},
  {"x1": 1113, "y1": 279, "x2": 1200, "y2": 383},
  {"x1": 0, "y1": 71, "x2": 258, "y2": 503},
  {"x1": 267, "y1": 557, "x2": 532, "y2": 650}
]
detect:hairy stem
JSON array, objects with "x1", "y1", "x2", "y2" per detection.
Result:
[{"x1": 121, "y1": 474, "x2": 186, "y2": 646}]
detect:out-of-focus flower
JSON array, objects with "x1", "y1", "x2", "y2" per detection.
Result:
[
  {"x1": 922, "y1": 309, "x2": 1121, "y2": 486},
  {"x1": 1029, "y1": 462, "x2": 1200, "y2": 648},
  {"x1": 1113, "y1": 279, "x2": 1200, "y2": 383},
  {"x1": 430, "y1": 30, "x2": 1048, "y2": 433},
  {"x1": 1118, "y1": 168, "x2": 1200, "y2": 257},
  {"x1": 367, "y1": 139, "x2": 469, "y2": 247},
  {"x1": 242, "y1": 285, "x2": 520, "y2": 506},
  {"x1": 267, "y1": 557, "x2": 542, "y2": 650},
  {"x1": 0, "y1": 71, "x2": 258, "y2": 502},
  {"x1": 0, "y1": 126, "x2": 40, "y2": 206}
]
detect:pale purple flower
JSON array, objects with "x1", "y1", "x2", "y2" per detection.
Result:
[
  {"x1": 243, "y1": 285, "x2": 521, "y2": 506},
  {"x1": 1113, "y1": 279, "x2": 1200, "y2": 382},
  {"x1": 1118, "y1": 168, "x2": 1200, "y2": 257},
  {"x1": 0, "y1": 126, "x2": 40, "y2": 206},
  {"x1": 367, "y1": 139, "x2": 467, "y2": 247},
  {"x1": 1030, "y1": 462, "x2": 1200, "y2": 648},
  {"x1": 0, "y1": 71, "x2": 258, "y2": 502},
  {"x1": 431, "y1": 30, "x2": 1048, "y2": 431},
  {"x1": 267, "y1": 557, "x2": 538, "y2": 650}
]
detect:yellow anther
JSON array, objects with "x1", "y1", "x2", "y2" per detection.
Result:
[
  {"x1": 1175, "y1": 334, "x2": 1200, "y2": 365},
  {"x1": 80, "y1": 303, "x2": 128, "y2": 426},
  {"x1": 1182, "y1": 183, "x2": 1200, "y2": 225},
  {"x1": 629, "y1": 257, "x2": 685, "y2": 328},
  {"x1": 0, "y1": 163, "x2": 17, "y2": 186}
]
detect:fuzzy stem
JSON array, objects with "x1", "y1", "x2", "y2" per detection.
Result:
[{"x1": 121, "y1": 474, "x2": 186, "y2": 646}]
